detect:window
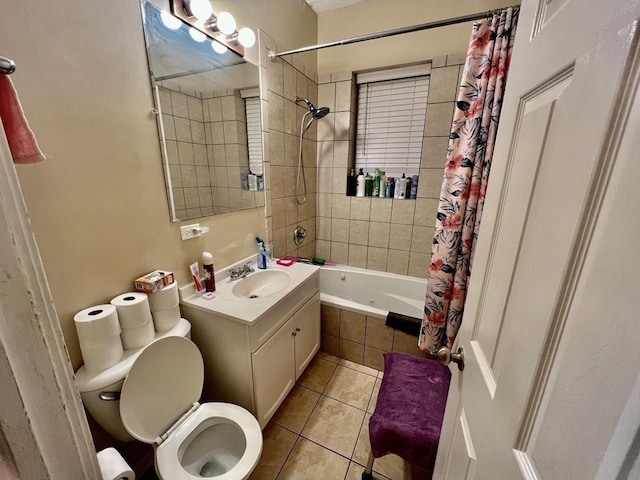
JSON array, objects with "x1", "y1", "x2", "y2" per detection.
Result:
[
  {"x1": 355, "y1": 64, "x2": 430, "y2": 179},
  {"x1": 243, "y1": 93, "x2": 263, "y2": 175}
]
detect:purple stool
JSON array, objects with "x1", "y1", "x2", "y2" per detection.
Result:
[{"x1": 363, "y1": 353, "x2": 451, "y2": 480}]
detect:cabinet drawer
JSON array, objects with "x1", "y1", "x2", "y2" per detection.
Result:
[{"x1": 249, "y1": 274, "x2": 318, "y2": 352}]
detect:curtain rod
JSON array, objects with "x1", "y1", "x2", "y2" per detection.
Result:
[
  {"x1": 0, "y1": 56, "x2": 16, "y2": 75},
  {"x1": 269, "y1": 5, "x2": 520, "y2": 59}
]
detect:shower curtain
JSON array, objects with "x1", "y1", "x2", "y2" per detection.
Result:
[{"x1": 419, "y1": 7, "x2": 519, "y2": 355}]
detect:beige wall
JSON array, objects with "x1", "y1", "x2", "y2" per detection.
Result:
[
  {"x1": 317, "y1": 0, "x2": 518, "y2": 74},
  {"x1": 0, "y1": 1, "x2": 316, "y2": 369}
]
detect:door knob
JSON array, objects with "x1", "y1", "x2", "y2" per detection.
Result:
[{"x1": 436, "y1": 346, "x2": 465, "y2": 371}]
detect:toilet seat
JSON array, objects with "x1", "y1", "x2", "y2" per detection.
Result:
[{"x1": 120, "y1": 336, "x2": 262, "y2": 479}]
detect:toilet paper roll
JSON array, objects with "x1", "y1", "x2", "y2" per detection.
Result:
[
  {"x1": 80, "y1": 336, "x2": 123, "y2": 373},
  {"x1": 148, "y1": 281, "x2": 179, "y2": 312},
  {"x1": 152, "y1": 305, "x2": 181, "y2": 331},
  {"x1": 110, "y1": 292, "x2": 152, "y2": 329},
  {"x1": 96, "y1": 447, "x2": 135, "y2": 480},
  {"x1": 74, "y1": 305, "x2": 121, "y2": 347},
  {"x1": 121, "y1": 318, "x2": 155, "y2": 350}
]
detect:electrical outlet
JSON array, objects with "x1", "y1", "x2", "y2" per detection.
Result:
[{"x1": 180, "y1": 224, "x2": 200, "y2": 241}]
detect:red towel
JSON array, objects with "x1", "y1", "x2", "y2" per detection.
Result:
[{"x1": 0, "y1": 75, "x2": 45, "y2": 164}]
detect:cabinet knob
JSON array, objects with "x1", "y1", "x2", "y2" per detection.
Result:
[
  {"x1": 296, "y1": 327, "x2": 301, "y2": 332},
  {"x1": 292, "y1": 331, "x2": 297, "y2": 336}
]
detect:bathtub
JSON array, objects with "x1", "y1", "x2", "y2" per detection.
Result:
[{"x1": 319, "y1": 265, "x2": 426, "y2": 319}]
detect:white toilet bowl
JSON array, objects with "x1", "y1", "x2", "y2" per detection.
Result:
[{"x1": 119, "y1": 336, "x2": 262, "y2": 479}]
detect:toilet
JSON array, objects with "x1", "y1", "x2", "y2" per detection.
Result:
[{"x1": 77, "y1": 322, "x2": 262, "y2": 479}]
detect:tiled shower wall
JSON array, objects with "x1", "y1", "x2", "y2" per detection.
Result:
[
  {"x1": 261, "y1": 32, "x2": 319, "y2": 259},
  {"x1": 158, "y1": 87, "x2": 262, "y2": 220},
  {"x1": 315, "y1": 53, "x2": 466, "y2": 277}
]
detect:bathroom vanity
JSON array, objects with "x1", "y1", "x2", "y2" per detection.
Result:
[{"x1": 179, "y1": 260, "x2": 320, "y2": 428}]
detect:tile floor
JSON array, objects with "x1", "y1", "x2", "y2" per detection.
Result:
[{"x1": 249, "y1": 352, "x2": 414, "y2": 480}]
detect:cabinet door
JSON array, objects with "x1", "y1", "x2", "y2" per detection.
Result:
[
  {"x1": 293, "y1": 292, "x2": 320, "y2": 380},
  {"x1": 251, "y1": 317, "x2": 295, "y2": 428}
]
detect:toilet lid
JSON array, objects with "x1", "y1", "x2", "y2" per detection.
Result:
[{"x1": 120, "y1": 336, "x2": 204, "y2": 444}]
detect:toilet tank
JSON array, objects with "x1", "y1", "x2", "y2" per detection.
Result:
[{"x1": 76, "y1": 318, "x2": 192, "y2": 441}]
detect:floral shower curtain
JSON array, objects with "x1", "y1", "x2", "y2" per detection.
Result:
[{"x1": 419, "y1": 7, "x2": 519, "y2": 355}]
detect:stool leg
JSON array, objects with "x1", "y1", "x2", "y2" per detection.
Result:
[{"x1": 361, "y1": 451, "x2": 374, "y2": 480}]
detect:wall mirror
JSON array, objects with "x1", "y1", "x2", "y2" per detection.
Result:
[{"x1": 141, "y1": 1, "x2": 264, "y2": 221}]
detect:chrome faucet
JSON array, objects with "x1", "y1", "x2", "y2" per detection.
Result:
[{"x1": 228, "y1": 262, "x2": 254, "y2": 281}]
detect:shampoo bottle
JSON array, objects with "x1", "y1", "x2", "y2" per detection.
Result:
[
  {"x1": 201, "y1": 252, "x2": 216, "y2": 293},
  {"x1": 364, "y1": 172, "x2": 373, "y2": 197},
  {"x1": 356, "y1": 168, "x2": 366, "y2": 197},
  {"x1": 346, "y1": 168, "x2": 357, "y2": 196},
  {"x1": 379, "y1": 170, "x2": 386, "y2": 198},
  {"x1": 373, "y1": 169, "x2": 381, "y2": 197}
]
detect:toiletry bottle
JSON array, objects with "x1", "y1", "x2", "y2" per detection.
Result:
[
  {"x1": 257, "y1": 175, "x2": 264, "y2": 192},
  {"x1": 356, "y1": 168, "x2": 366, "y2": 197},
  {"x1": 256, "y1": 237, "x2": 268, "y2": 269},
  {"x1": 410, "y1": 175, "x2": 419, "y2": 199},
  {"x1": 257, "y1": 246, "x2": 267, "y2": 269},
  {"x1": 373, "y1": 169, "x2": 381, "y2": 197},
  {"x1": 346, "y1": 168, "x2": 357, "y2": 196},
  {"x1": 364, "y1": 172, "x2": 373, "y2": 197},
  {"x1": 379, "y1": 170, "x2": 386, "y2": 198},
  {"x1": 395, "y1": 173, "x2": 407, "y2": 199},
  {"x1": 201, "y1": 252, "x2": 216, "y2": 293},
  {"x1": 406, "y1": 175, "x2": 412, "y2": 199},
  {"x1": 386, "y1": 177, "x2": 394, "y2": 198}
]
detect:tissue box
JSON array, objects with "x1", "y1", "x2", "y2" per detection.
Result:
[{"x1": 134, "y1": 270, "x2": 175, "y2": 293}]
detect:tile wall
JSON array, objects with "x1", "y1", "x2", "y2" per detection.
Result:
[
  {"x1": 158, "y1": 87, "x2": 262, "y2": 220},
  {"x1": 320, "y1": 305, "x2": 424, "y2": 371},
  {"x1": 260, "y1": 33, "x2": 319, "y2": 259},
  {"x1": 315, "y1": 53, "x2": 466, "y2": 277}
]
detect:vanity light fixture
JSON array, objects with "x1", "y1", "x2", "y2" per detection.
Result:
[
  {"x1": 182, "y1": 0, "x2": 213, "y2": 21},
  {"x1": 170, "y1": 0, "x2": 256, "y2": 55},
  {"x1": 207, "y1": 11, "x2": 236, "y2": 35},
  {"x1": 231, "y1": 27, "x2": 257, "y2": 48}
]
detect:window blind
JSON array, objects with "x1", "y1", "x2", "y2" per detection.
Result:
[
  {"x1": 355, "y1": 75, "x2": 429, "y2": 178},
  {"x1": 245, "y1": 96, "x2": 263, "y2": 175}
]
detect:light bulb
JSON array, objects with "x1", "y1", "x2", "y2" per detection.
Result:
[
  {"x1": 160, "y1": 10, "x2": 182, "y2": 30},
  {"x1": 184, "y1": 0, "x2": 212, "y2": 21},
  {"x1": 216, "y1": 12, "x2": 236, "y2": 35},
  {"x1": 212, "y1": 41, "x2": 228, "y2": 54},
  {"x1": 189, "y1": 27, "x2": 206, "y2": 42},
  {"x1": 237, "y1": 27, "x2": 256, "y2": 48}
]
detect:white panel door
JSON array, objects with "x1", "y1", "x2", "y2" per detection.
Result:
[{"x1": 434, "y1": 1, "x2": 640, "y2": 478}]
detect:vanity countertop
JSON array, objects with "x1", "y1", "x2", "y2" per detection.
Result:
[{"x1": 179, "y1": 259, "x2": 319, "y2": 325}]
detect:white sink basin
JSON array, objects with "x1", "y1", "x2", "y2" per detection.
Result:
[{"x1": 231, "y1": 270, "x2": 291, "y2": 299}]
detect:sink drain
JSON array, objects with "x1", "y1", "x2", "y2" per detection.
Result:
[{"x1": 249, "y1": 294, "x2": 259, "y2": 299}]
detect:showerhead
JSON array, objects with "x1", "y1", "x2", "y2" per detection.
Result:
[
  {"x1": 296, "y1": 97, "x2": 331, "y2": 119},
  {"x1": 314, "y1": 106, "x2": 330, "y2": 119}
]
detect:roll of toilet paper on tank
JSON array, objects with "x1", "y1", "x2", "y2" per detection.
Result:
[
  {"x1": 96, "y1": 447, "x2": 135, "y2": 480},
  {"x1": 110, "y1": 292, "x2": 153, "y2": 329},
  {"x1": 152, "y1": 305, "x2": 181, "y2": 331},
  {"x1": 121, "y1": 318, "x2": 155, "y2": 350},
  {"x1": 148, "y1": 281, "x2": 179, "y2": 312},
  {"x1": 74, "y1": 304, "x2": 121, "y2": 347}
]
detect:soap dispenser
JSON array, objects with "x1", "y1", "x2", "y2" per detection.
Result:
[{"x1": 256, "y1": 237, "x2": 268, "y2": 269}]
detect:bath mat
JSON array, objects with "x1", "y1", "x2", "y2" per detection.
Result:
[{"x1": 385, "y1": 312, "x2": 421, "y2": 337}]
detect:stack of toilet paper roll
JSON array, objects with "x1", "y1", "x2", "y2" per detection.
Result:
[
  {"x1": 110, "y1": 292, "x2": 155, "y2": 350},
  {"x1": 74, "y1": 305, "x2": 123, "y2": 374},
  {"x1": 148, "y1": 281, "x2": 180, "y2": 331}
]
